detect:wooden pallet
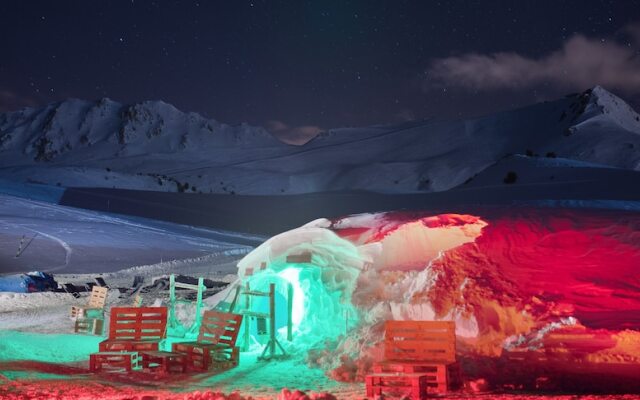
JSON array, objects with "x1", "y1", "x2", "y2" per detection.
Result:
[
  {"x1": 366, "y1": 373, "x2": 430, "y2": 399},
  {"x1": 172, "y1": 310, "x2": 242, "y2": 371},
  {"x1": 367, "y1": 320, "x2": 461, "y2": 396},
  {"x1": 71, "y1": 286, "x2": 108, "y2": 318},
  {"x1": 74, "y1": 318, "x2": 104, "y2": 335},
  {"x1": 139, "y1": 351, "x2": 188, "y2": 373},
  {"x1": 373, "y1": 361, "x2": 460, "y2": 393},
  {"x1": 99, "y1": 307, "x2": 167, "y2": 352},
  {"x1": 173, "y1": 343, "x2": 239, "y2": 371},
  {"x1": 99, "y1": 340, "x2": 160, "y2": 352},
  {"x1": 384, "y1": 320, "x2": 456, "y2": 364},
  {"x1": 89, "y1": 352, "x2": 138, "y2": 372}
]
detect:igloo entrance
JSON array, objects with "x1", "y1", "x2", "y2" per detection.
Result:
[{"x1": 233, "y1": 219, "x2": 366, "y2": 352}]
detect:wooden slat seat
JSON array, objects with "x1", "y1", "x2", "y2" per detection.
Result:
[
  {"x1": 172, "y1": 310, "x2": 242, "y2": 371},
  {"x1": 98, "y1": 307, "x2": 167, "y2": 352},
  {"x1": 71, "y1": 286, "x2": 108, "y2": 319},
  {"x1": 99, "y1": 339, "x2": 162, "y2": 352},
  {"x1": 75, "y1": 317, "x2": 104, "y2": 335},
  {"x1": 367, "y1": 320, "x2": 461, "y2": 396},
  {"x1": 366, "y1": 373, "x2": 430, "y2": 399},
  {"x1": 89, "y1": 351, "x2": 138, "y2": 372},
  {"x1": 384, "y1": 320, "x2": 457, "y2": 364},
  {"x1": 139, "y1": 351, "x2": 187, "y2": 373}
]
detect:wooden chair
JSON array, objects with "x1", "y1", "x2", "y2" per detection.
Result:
[
  {"x1": 172, "y1": 310, "x2": 243, "y2": 371},
  {"x1": 70, "y1": 286, "x2": 108, "y2": 319},
  {"x1": 98, "y1": 307, "x2": 168, "y2": 352},
  {"x1": 366, "y1": 320, "x2": 461, "y2": 399},
  {"x1": 75, "y1": 317, "x2": 104, "y2": 335},
  {"x1": 131, "y1": 293, "x2": 143, "y2": 307}
]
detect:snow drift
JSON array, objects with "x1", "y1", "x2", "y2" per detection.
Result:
[{"x1": 227, "y1": 208, "x2": 640, "y2": 390}]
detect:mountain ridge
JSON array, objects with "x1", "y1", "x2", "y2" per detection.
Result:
[{"x1": 0, "y1": 86, "x2": 638, "y2": 195}]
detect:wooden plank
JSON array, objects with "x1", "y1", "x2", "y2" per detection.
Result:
[
  {"x1": 172, "y1": 310, "x2": 242, "y2": 371},
  {"x1": 242, "y1": 290, "x2": 270, "y2": 297},
  {"x1": 366, "y1": 373, "x2": 428, "y2": 399},
  {"x1": 107, "y1": 307, "x2": 167, "y2": 341},
  {"x1": 174, "y1": 282, "x2": 200, "y2": 290},
  {"x1": 386, "y1": 333, "x2": 455, "y2": 341},
  {"x1": 88, "y1": 286, "x2": 109, "y2": 309},
  {"x1": 385, "y1": 340, "x2": 455, "y2": 351}
]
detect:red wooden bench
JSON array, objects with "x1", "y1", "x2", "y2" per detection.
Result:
[
  {"x1": 139, "y1": 351, "x2": 188, "y2": 373},
  {"x1": 366, "y1": 320, "x2": 461, "y2": 398},
  {"x1": 89, "y1": 351, "x2": 139, "y2": 372},
  {"x1": 171, "y1": 310, "x2": 243, "y2": 371},
  {"x1": 366, "y1": 373, "x2": 429, "y2": 399},
  {"x1": 99, "y1": 307, "x2": 168, "y2": 352}
]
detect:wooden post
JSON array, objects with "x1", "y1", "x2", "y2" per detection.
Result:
[
  {"x1": 189, "y1": 277, "x2": 205, "y2": 336},
  {"x1": 243, "y1": 282, "x2": 251, "y2": 351},
  {"x1": 269, "y1": 283, "x2": 276, "y2": 356},
  {"x1": 287, "y1": 282, "x2": 293, "y2": 341}
]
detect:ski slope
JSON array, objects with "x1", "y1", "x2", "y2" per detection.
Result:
[{"x1": 0, "y1": 193, "x2": 263, "y2": 274}]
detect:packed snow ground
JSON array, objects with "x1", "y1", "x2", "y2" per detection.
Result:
[
  {"x1": 0, "y1": 195, "x2": 363, "y2": 398},
  {"x1": 0, "y1": 193, "x2": 262, "y2": 274},
  {"x1": 1, "y1": 204, "x2": 640, "y2": 399},
  {"x1": 0, "y1": 260, "x2": 364, "y2": 399}
]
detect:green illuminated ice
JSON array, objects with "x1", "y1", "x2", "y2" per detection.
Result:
[{"x1": 231, "y1": 219, "x2": 366, "y2": 351}]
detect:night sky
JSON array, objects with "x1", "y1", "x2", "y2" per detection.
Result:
[{"x1": 1, "y1": 1, "x2": 640, "y2": 141}]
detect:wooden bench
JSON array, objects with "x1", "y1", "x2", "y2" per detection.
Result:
[
  {"x1": 139, "y1": 351, "x2": 187, "y2": 373},
  {"x1": 89, "y1": 351, "x2": 139, "y2": 372},
  {"x1": 172, "y1": 310, "x2": 243, "y2": 371},
  {"x1": 366, "y1": 373, "x2": 430, "y2": 400},
  {"x1": 71, "y1": 286, "x2": 108, "y2": 319},
  {"x1": 75, "y1": 317, "x2": 104, "y2": 335},
  {"x1": 367, "y1": 320, "x2": 461, "y2": 397},
  {"x1": 99, "y1": 307, "x2": 167, "y2": 352}
]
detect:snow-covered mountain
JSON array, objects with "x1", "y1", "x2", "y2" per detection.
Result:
[{"x1": 0, "y1": 86, "x2": 639, "y2": 195}]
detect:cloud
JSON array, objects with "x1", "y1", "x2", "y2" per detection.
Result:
[
  {"x1": 425, "y1": 28, "x2": 640, "y2": 93},
  {"x1": 266, "y1": 120, "x2": 324, "y2": 145}
]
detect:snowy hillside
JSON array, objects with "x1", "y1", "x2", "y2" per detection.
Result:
[
  {"x1": 0, "y1": 193, "x2": 262, "y2": 273},
  {"x1": 0, "y1": 86, "x2": 639, "y2": 194}
]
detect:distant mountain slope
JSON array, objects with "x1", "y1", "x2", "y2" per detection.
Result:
[{"x1": 0, "y1": 86, "x2": 638, "y2": 195}]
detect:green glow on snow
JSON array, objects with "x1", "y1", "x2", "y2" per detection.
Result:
[
  {"x1": 0, "y1": 331, "x2": 102, "y2": 363},
  {"x1": 238, "y1": 231, "x2": 363, "y2": 351}
]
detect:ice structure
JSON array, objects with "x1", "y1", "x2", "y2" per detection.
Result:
[
  {"x1": 213, "y1": 213, "x2": 487, "y2": 372},
  {"x1": 212, "y1": 208, "x2": 640, "y2": 389}
]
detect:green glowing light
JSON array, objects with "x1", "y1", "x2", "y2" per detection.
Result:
[
  {"x1": 238, "y1": 229, "x2": 364, "y2": 351},
  {"x1": 278, "y1": 267, "x2": 304, "y2": 328}
]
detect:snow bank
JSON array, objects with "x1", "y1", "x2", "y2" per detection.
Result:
[{"x1": 226, "y1": 209, "x2": 640, "y2": 384}]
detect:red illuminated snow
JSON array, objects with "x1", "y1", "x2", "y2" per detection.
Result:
[
  {"x1": 2, "y1": 208, "x2": 639, "y2": 397},
  {"x1": 329, "y1": 208, "x2": 640, "y2": 391}
]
